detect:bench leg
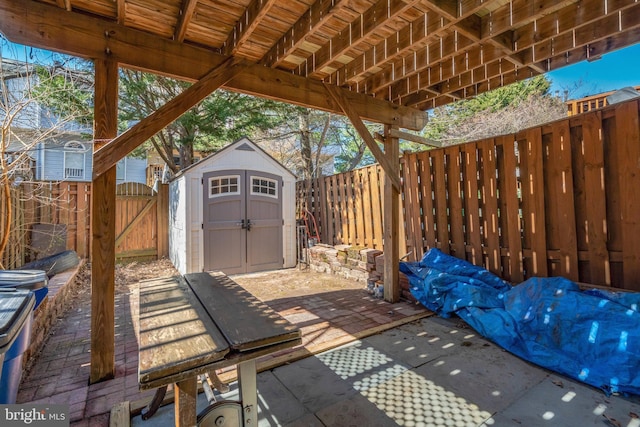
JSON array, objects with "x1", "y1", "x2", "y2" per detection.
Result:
[
  {"x1": 175, "y1": 377, "x2": 197, "y2": 427},
  {"x1": 141, "y1": 385, "x2": 167, "y2": 420},
  {"x1": 237, "y1": 360, "x2": 257, "y2": 427}
]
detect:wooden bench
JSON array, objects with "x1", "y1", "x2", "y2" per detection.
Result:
[{"x1": 138, "y1": 271, "x2": 301, "y2": 426}]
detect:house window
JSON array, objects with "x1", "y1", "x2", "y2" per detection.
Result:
[
  {"x1": 64, "y1": 141, "x2": 86, "y2": 180},
  {"x1": 250, "y1": 176, "x2": 277, "y2": 198},
  {"x1": 209, "y1": 175, "x2": 240, "y2": 198}
]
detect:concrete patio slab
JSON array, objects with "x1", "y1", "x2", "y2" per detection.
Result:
[
  {"x1": 488, "y1": 374, "x2": 640, "y2": 427},
  {"x1": 130, "y1": 315, "x2": 640, "y2": 427}
]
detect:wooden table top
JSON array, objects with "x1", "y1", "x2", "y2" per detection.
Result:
[{"x1": 138, "y1": 272, "x2": 301, "y2": 388}]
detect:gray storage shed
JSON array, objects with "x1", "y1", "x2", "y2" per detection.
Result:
[{"x1": 169, "y1": 137, "x2": 297, "y2": 275}]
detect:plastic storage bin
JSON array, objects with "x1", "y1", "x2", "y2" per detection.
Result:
[
  {"x1": 0, "y1": 270, "x2": 48, "y2": 310},
  {"x1": 0, "y1": 288, "x2": 35, "y2": 404}
]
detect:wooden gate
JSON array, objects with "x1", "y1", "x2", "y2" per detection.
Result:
[{"x1": 115, "y1": 182, "x2": 167, "y2": 261}]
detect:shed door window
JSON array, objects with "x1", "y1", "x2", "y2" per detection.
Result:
[
  {"x1": 250, "y1": 176, "x2": 277, "y2": 198},
  {"x1": 64, "y1": 141, "x2": 86, "y2": 179},
  {"x1": 208, "y1": 175, "x2": 240, "y2": 197}
]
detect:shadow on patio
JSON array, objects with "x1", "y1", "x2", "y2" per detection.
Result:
[{"x1": 15, "y1": 262, "x2": 429, "y2": 426}]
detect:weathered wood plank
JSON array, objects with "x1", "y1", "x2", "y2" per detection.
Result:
[
  {"x1": 185, "y1": 272, "x2": 300, "y2": 351},
  {"x1": 336, "y1": 173, "x2": 347, "y2": 244},
  {"x1": 109, "y1": 401, "x2": 130, "y2": 427},
  {"x1": 138, "y1": 276, "x2": 229, "y2": 384},
  {"x1": 324, "y1": 83, "x2": 402, "y2": 192}
]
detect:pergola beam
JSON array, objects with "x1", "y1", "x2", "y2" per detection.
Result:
[
  {"x1": 93, "y1": 57, "x2": 247, "y2": 178},
  {"x1": 376, "y1": 129, "x2": 443, "y2": 148},
  {"x1": 225, "y1": 0, "x2": 277, "y2": 56},
  {"x1": 0, "y1": 0, "x2": 428, "y2": 131},
  {"x1": 174, "y1": 0, "x2": 198, "y2": 42}
]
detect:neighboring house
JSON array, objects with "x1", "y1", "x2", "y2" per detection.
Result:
[
  {"x1": 566, "y1": 85, "x2": 640, "y2": 116},
  {"x1": 2, "y1": 58, "x2": 147, "y2": 184},
  {"x1": 32, "y1": 135, "x2": 147, "y2": 183}
]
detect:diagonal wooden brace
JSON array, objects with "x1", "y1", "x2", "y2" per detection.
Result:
[
  {"x1": 324, "y1": 83, "x2": 401, "y2": 192},
  {"x1": 93, "y1": 57, "x2": 247, "y2": 179}
]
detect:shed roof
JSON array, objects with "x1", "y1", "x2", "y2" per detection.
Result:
[{"x1": 173, "y1": 136, "x2": 296, "y2": 179}]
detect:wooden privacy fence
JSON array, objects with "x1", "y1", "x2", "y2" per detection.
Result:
[
  {"x1": 297, "y1": 163, "x2": 387, "y2": 250},
  {"x1": 0, "y1": 182, "x2": 91, "y2": 269},
  {"x1": 298, "y1": 98, "x2": 640, "y2": 291},
  {"x1": 0, "y1": 181, "x2": 169, "y2": 268}
]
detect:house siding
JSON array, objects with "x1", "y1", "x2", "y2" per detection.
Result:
[{"x1": 116, "y1": 157, "x2": 147, "y2": 184}]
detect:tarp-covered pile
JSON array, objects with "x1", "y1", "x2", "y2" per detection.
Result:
[{"x1": 400, "y1": 248, "x2": 640, "y2": 395}]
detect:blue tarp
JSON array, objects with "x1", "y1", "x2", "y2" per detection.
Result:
[{"x1": 400, "y1": 248, "x2": 640, "y2": 395}]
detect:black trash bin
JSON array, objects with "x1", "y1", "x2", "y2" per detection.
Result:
[
  {"x1": 0, "y1": 270, "x2": 48, "y2": 310},
  {"x1": 0, "y1": 288, "x2": 35, "y2": 404}
]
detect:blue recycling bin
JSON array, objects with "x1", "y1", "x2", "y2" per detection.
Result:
[
  {"x1": 0, "y1": 270, "x2": 48, "y2": 310},
  {"x1": 0, "y1": 288, "x2": 35, "y2": 404}
]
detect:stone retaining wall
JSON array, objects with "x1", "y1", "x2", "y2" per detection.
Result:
[{"x1": 306, "y1": 244, "x2": 415, "y2": 302}]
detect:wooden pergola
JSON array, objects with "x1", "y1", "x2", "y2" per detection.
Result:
[{"x1": 1, "y1": 0, "x2": 638, "y2": 384}]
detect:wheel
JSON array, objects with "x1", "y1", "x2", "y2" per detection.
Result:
[
  {"x1": 19, "y1": 250, "x2": 80, "y2": 278},
  {"x1": 197, "y1": 400, "x2": 243, "y2": 427}
]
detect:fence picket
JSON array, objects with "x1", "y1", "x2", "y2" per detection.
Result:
[
  {"x1": 446, "y1": 146, "x2": 465, "y2": 259},
  {"x1": 462, "y1": 144, "x2": 482, "y2": 266},
  {"x1": 519, "y1": 128, "x2": 548, "y2": 278},
  {"x1": 581, "y1": 111, "x2": 610, "y2": 286},
  {"x1": 543, "y1": 121, "x2": 579, "y2": 281},
  {"x1": 613, "y1": 101, "x2": 640, "y2": 290}
]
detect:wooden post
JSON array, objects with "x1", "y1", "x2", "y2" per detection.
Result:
[
  {"x1": 383, "y1": 125, "x2": 400, "y2": 302},
  {"x1": 90, "y1": 59, "x2": 118, "y2": 384},
  {"x1": 174, "y1": 377, "x2": 197, "y2": 427}
]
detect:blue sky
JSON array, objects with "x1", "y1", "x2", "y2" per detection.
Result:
[{"x1": 546, "y1": 42, "x2": 640, "y2": 100}]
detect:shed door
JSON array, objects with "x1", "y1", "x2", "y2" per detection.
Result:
[{"x1": 203, "y1": 170, "x2": 283, "y2": 274}]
